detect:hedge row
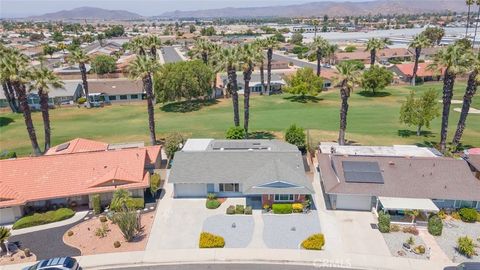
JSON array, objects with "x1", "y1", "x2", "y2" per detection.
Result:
[{"x1": 13, "y1": 208, "x2": 75, "y2": 229}]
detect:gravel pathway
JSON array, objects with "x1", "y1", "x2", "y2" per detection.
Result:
[
  {"x1": 382, "y1": 231, "x2": 428, "y2": 260},
  {"x1": 202, "y1": 215, "x2": 254, "y2": 248},
  {"x1": 262, "y1": 211, "x2": 321, "y2": 249},
  {"x1": 435, "y1": 220, "x2": 480, "y2": 263}
]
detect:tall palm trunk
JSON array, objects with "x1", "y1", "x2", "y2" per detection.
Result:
[
  {"x1": 452, "y1": 69, "x2": 478, "y2": 147},
  {"x1": 243, "y1": 65, "x2": 253, "y2": 135},
  {"x1": 260, "y1": 62, "x2": 265, "y2": 95},
  {"x1": 473, "y1": 6, "x2": 480, "y2": 48},
  {"x1": 467, "y1": 4, "x2": 472, "y2": 36},
  {"x1": 151, "y1": 47, "x2": 157, "y2": 60},
  {"x1": 316, "y1": 49, "x2": 322, "y2": 76},
  {"x1": 2, "y1": 82, "x2": 17, "y2": 113},
  {"x1": 39, "y1": 88, "x2": 52, "y2": 152},
  {"x1": 79, "y1": 62, "x2": 90, "y2": 108},
  {"x1": 370, "y1": 49, "x2": 376, "y2": 66},
  {"x1": 144, "y1": 74, "x2": 157, "y2": 145},
  {"x1": 7, "y1": 81, "x2": 19, "y2": 112},
  {"x1": 14, "y1": 81, "x2": 42, "y2": 156},
  {"x1": 201, "y1": 52, "x2": 208, "y2": 65},
  {"x1": 439, "y1": 70, "x2": 456, "y2": 152},
  {"x1": 267, "y1": 48, "x2": 273, "y2": 95},
  {"x1": 338, "y1": 81, "x2": 350, "y2": 146},
  {"x1": 411, "y1": 47, "x2": 422, "y2": 86},
  {"x1": 227, "y1": 67, "x2": 240, "y2": 127}
]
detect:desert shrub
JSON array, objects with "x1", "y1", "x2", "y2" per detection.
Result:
[
  {"x1": 390, "y1": 224, "x2": 401, "y2": 232},
  {"x1": 149, "y1": 173, "x2": 161, "y2": 197},
  {"x1": 428, "y1": 214, "x2": 443, "y2": 236},
  {"x1": 284, "y1": 124, "x2": 306, "y2": 152},
  {"x1": 164, "y1": 133, "x2": 185, "y2": 160},
  {"x1": 95, "y1": 223, "x2": 109, "y2": 238},
  {"x1": 13, "y1": 208, "x2": 75, "y2": 229},
  {"x1": 226, "y1": 205, "x2": 235, "y2": 215},
  {"x1": 451, "y1": 211, "x2": 461, "y2": 220},
  {"x1": 301, "y1": 234, "x2": 325, "y2": 250},
  {"x1": 199, "y1": 232, "x2": 225, "y2": 248},
  {"x1": 225, "y1": 126, "x2": 245, "y2": 139},
  {"x1": 459, "y1": 208, "x2": 478, "y2": 223},
  {"x1": 402, "y1": 226, "x2": 419, "y2": 236},
  {"x1": 113, "y1": 241, "x2": 121, "y2": 248},
  {"x1": 207, "y1": 193, "x2": 216, "y2": 200},
  {"x1": 272, "y1": 204, "x2": 293, "y2": 214},
  {"x1": 114, "y1": 210, "x2": 138, "y2": 242},
  {"x1": 245, "y1": 206, "x2": 252, "y2": 215},
  {"x1": 406, "y1": 236, "x2": 415, "y2": 245},
  {"x1": 457, "y1": 236, "x2": 477, "y2": 258},
  {"x1": 438, "y1": 209, "x2": 447, "y2": 219},
  {"x1": 263, "y1": 204, "x2": 271, "y2": 211},
  {"x1": 413, "y1": 245, "x2": 426, "y2": 254},
  {"x1": 77, "y1": 97, "x2": 87, "y2": 104},
  {"x1": 378, "y1": 211, "x2": 391, "y2": 233},
  {"x1": 99, "y1": 216, "x2": 108, "y2": 223},
  {"x1": 292, "y1": 203, "x2": 303, "y2": 213},
  {"x1": 235, "y1": 205, "x2": 245, "y2": 214},
  {"x1": 126, "y1": 197, "x2": 145, "y2": 210},
  {"x1": 23, "y1": 248, "x2": 31, "y2": 257},
  {"x1": 92, "y1": 194, "x2": 101, "y2": 215},
  {"x1": 206, "y1": 199, "x2": 221, "y2": 209},
  {"x1": 110, "y1": 189, "x2": 131, "y2": 211}
]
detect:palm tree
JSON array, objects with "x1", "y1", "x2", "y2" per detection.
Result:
[
  {"x1": 473, "y1": 0, "x2": 480, "y2": 48},
  {"x1": 29, "y1": 67, "x2": 64, "y2": 152},
  {"x1": 127, "y1": 55, "x2": 161, "y2": 145},
  {"x1": 0, "y1": 226, "x2": 11, "y2": 253},
  {"x1": 146, "y1": 35, "x2": 162, "y2": 60},
  {"x1": 0, "y1": 46, "x2": 19, "y2": 113},
  {"x1": 312, "y1": 19, "x2": 320, "y2": 39},
  {"x1": 97, "y1": 33, "x2": 105, "y2": 47},
  {"x1": 129, "y1": 36, "x2": 147, "y2": 56},
  {"x1": 309, "y1": 37, "x2": 330, "y2": 76},
  {"x1": 452, "y1": 53, "x2": 479, "y2": 148},
  {"x1": 466, "y1": 0, "x2": 475, "y2": 35},
  {"x1": 0, "y1": 49, "x2": 42, "y2": 155},
  {"x1": 365, "y1": 38, "x2": 390, "y2": 66},
  {"x1": 191, "y1": 38, "x2": 213, "y2": 65},
  {"x1": 428, "y1": 43, "x2": 474, "y2": 152},
  {"x1": 68, "y1": 48, "x2": 91, "y2": 107},
  {"x1": 253, "y1": 39, "x2": 266, "y2": 95},
  {"x1": 408, "y1": 34, "x2": 432, "y2": 86},
  {"x1": 336, "y1": 61, "x2": 362, "y2": 145},
  {"x1": 218, "y1": 47, "x2": 241, "y2": 127},
  {"x1": 262, "y1": 36, "x2": 278, "y2": 95}
]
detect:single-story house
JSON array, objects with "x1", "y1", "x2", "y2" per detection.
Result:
[
  {"x1": 168, "y1": 139, "x2": 314, "y2": 205},
  {"x1": 318, "y1": 153, "x2": 480, "y2": 216},
  {"x1": 0, "y1": 139, "x2": 161, "y2": 225},
  {"x1": 334, "y1": 51, "x2": 371, "y2": 64},
  {"x1": 83, "y1": 79, "x2": 145, "y2": 103},
  {"x1": 218, "y1": 72, "x2": 286, "y2": 96},
  {"x1": 389, "y1": 62, "x2": 443, "y2": 83},
  {"x1": 376, "y1": 48, "x2": 413, "y2": 64},
  {"x1": 465, "y1": 154, "x2": 480, "y2": 180}
]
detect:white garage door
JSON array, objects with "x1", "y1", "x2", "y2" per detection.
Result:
[
  {"x1": 0, "y1": 207, "x2": 16, "y2": 224},
  {"x1": 174, "y1": 183, "x2": 206, "y2": 197},
  {"x1": 336, "y1": 195, "x2": 372, "y2": 211}
]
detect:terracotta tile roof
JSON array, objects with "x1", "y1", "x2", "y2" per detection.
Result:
[
  {"x1": 335, "y1": 51, "x2": 370, "y2": 61},
  {"x1": 145, "y1": 145, "x2": 162, "y2": 166},
  {"x1": 377, "y1": 48, "x2": 412, "y2": 58},
  {"x1": 0, "y1": 147, "x2": 156, "y2": 207},
  {"x1": 45, "y1": 138, "x2": 109, "y2": 155},
  {"x1": 318, "y1": 153, "x2": 480, "y2": 201},
  {"x1": 392, "y1": 62, "x2": 443, "y2": 78}
]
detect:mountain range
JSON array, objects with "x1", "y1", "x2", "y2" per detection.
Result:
[{"x1": 25, "y1": 7, "x2": 143, "y2": 21}]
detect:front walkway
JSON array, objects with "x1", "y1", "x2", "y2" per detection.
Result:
[{"x1": 418, "y1": 230, "x2": 451, "y2": 264}]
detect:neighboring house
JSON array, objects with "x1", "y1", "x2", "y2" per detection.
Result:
[
  {"x1": 54, "y1": 65, "x2": 92, "y2": 76},
  {"x1": 376, "y1": 48, "x2": 413, "y2": 64},
  {"x1": 81, "y1": 79, "x2": 145, "y2": 103},
  {"x1": 389, "y1": 62, "x2": 443, "y2": 83},
  {"x1": 318, "y1": 153, "x2": 480, "y2": 217},
  {"x1": 168, "y1": 139, "x2": 314, "y2": 206},
  {"x1": 0, "y1": 139, "x2": 161, "y2": 225},
  {"x1": 218, "y1": 72, "x2": 286, "y2": 96},
  {"x1": 465, "y1": 153, "x2": 480, "y2": 180}
]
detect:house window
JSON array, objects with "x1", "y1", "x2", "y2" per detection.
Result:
[
  {"x1": 219, "y1": 183, "x2": 239, "y2": 192},
  {"x1": 120, "y1": 95, "x2": 128, "y2": 100},
  {"x1": 274, "y1": 194, "x2": 294, "y2": 202},
  {"x1": 109, "y1": 95, "x2": 117, "y2": 100},
  {"x1": 131, "y1": 94, "x2": 138, "y2": 99}
]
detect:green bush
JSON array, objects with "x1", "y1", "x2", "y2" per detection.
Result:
[
  {"x1": 13, "y1": 208, "x2": 75, "y2": 229},
  {"x1": 428, "y1": 214, "x2": 443, "y2": 236},
  {"x1": 457, "y1": 236, "x2": 477, "y2": 258},
  {"x1": 113, "y1": 241, "x2": 121, "y2": 248},
  {"x1": 126, "y1": 197, "x2": 144, "y2": 210},
  {"x1": 149, "y1": 173, "x2": 161, "y2": 197},
  {"x1": 0, "y1": 150, "x2": 16, "y2": 160},
  {"x1": 235, "y1": 205, "x2": 245, "y2": 214},
  {"x1": 199, "y1": 232, "x2": 225, "y2": 248},
  {"x1": 92, "y1": 194, "x2": 101, "y2": 215},
  {"x1": 245, "y1": 206, "x2": 252, "y2": 215},
  {"x1": 226, "y1": 205, "x2": 235, "y2": 215},
  {"x1": 284, "y1": 124, "x2": 306, "y2": 152},
  {"x1": 77, "y1": 97, "x2": 87, "y2": 104},
  {"x1": 225, "y1": 126, "x2": 245, "y2": 139},
  {"x1": 207, "y1": 193, "x2": 216, "y2": 200},
  {"x1": 206, "y1": 199, "x2": 221, "y2": 209},
  {"x1": 272, "y1": 204, "x2": 293, "y2": 214},
  {"x1": 459, "y1": 208, "x2": 478, "y2": 223},
  {"x1": 113, "y1": 210, "x2": 138, "y2": 242},
  {"x1": 164, "y1": 133, "x2": 185, "y2": 160},
  {"x1": 301, "y1": 234, "x2": 325, "y2": 250},
  {"x1": 378, "y1": 211, "x2": 391, "y2": 233}
]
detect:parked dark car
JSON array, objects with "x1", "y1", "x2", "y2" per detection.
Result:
[
  {"x1": 444, "y1": 262, "x2": 480, "y2": 270},
  {"x1": 23, "y1": 257, "x2": 80, "y2": 270}
]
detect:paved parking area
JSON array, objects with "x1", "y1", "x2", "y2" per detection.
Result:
[
  {"x1": 203, "y1": 215, "x2": 254, "y2": 248},
  {"x1": 262, "y1": 211, "x2": 321, "y2": 249}
]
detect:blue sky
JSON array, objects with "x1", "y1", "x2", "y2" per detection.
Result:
[{"x1": 0, "y1": 0, "x2": 372, "y2": 18}]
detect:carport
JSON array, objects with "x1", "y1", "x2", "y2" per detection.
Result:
[{"x1": 376, "y1": 196, "x2": 439, "y2": 225}]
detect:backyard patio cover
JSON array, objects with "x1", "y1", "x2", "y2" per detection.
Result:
[{"x1": 379, "y1": 197, "x2": 439, "y2": 212}]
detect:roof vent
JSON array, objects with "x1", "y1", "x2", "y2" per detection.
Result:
[
  {"x1": 388, "y1": 161, "x2": 395, "y2": 165},
  {"x1": 104, "y1": 165, "x2": 107, "y2": 168}
]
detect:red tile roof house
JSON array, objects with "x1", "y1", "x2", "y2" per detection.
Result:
[
  {"x1": 318, "y1": 153, "x2": 480, "y2": 225},
  {"x1": 389, "y1": 62, "x2": 443, "y2": 84},
  {"x1": 0, "y1": 138, "x2": 161, "y2": 225}
]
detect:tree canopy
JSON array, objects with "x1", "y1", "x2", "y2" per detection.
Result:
[
  {"x1": 284, "y1": 68, "x2": 324, "y2": 97},
  {"x1": 361, "y1": 66, "x2": 393, "y2": 94},
  {"x1": 399, "y1": 89, "x2": 440, "y2": 136},
  {"x1": 285, "y1": 124, "x2": 306, "y2": 152},
  {"x1": 290, "y1": 33, "x2": 304, "y2": 45},
  {"x1": 91, "y1": 54, "x2": 117, "y2": 75}
]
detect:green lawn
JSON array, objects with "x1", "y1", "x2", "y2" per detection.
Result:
[{"x1": 1, "y1": 82, "x2": 479, "y2": 156}]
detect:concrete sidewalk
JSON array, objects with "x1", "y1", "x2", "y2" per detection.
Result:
[{"x1": 9, "y1": 210, "x2": 90, "y2": 236}]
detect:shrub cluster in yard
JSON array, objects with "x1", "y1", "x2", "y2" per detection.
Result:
[
  {"x1": 206, "y1": 199, "x2": 221, "y2": 209},
  {"x1": 301, "y1": 234, "x2": 325, "y2": 250},
  {"x1": 244, "y1": 206, "x2": 252, "y2": 215},
  {"x1": 459, "y1": 208, "x2": 478, "y2": 223},
  {"x1": 272, "y1": 204, "x2": 293, "y2": 214},
  {"x1": 92, "y1": 194, "x2": 102, "y2": 215},
  {"x1": 199, "y1": 232, "x2": 225, "y2": 248},
  {"x1": 225, "y1": 205, "x2": 251, "y2": 215},
  {"x1": 428, "y1": 214, "x2": 443, "y2": 236},
  {"x1": 457, "y1": 236, "x2": 477, "y2": 258},
  {"x1": 13, "y1": 208, "x2": 75, "y2": 229},
  {"x1": 378, "y1": 211, "x2": 391, "y2": 233},
  {"x1": 402, "y1": 226, "x2": 419, "y2": 236},
  {"x1": 235, "y1": 205, "x2": 244, "y2": 214},
  {"x1": 292, "y1": 203, "x2": 303, "y2": 213},
  {"x1": 226, "y1": 205, "x2": 235, "y2": 215},
  {"x1": 110, "y1": 189, "x2": 144, "y2": 211}
]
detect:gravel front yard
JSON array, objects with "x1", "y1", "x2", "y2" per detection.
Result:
[
  {"x1": 435, "y1": 220, "x2": 480, "y2": 263},
  {"x1": 382, "y1": 232, "x2": 428, "y2": 260},
  {"x1": 262, "y1": 211, "x2": 321, "y2": 249},
  {"x1": 0, "y1": 249, "x2": 36, "y2": 266},
  {"x1": 202, "y1": 215, "x2": 254, "y2": 248}
]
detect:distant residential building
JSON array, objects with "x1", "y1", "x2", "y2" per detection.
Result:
[{"x1": 389, "y1": 62, "x2": 443, "y2": 83}]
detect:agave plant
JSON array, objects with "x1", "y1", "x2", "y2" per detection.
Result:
[{"x1": 0, "y1": 226, "x2": 11, "y2": 253}]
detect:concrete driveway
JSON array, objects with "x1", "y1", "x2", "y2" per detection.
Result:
[{"x1": 203, "y1": 215, "x2": 254, "y2": 248}]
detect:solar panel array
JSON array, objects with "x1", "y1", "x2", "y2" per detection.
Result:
[{"x1": 342, "y1": 161, "x2": 384, "y2": 184}]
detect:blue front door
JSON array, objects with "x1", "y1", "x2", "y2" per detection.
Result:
[{"x1": 207, "y1": 184, "x2": 215, "y2": 193}]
